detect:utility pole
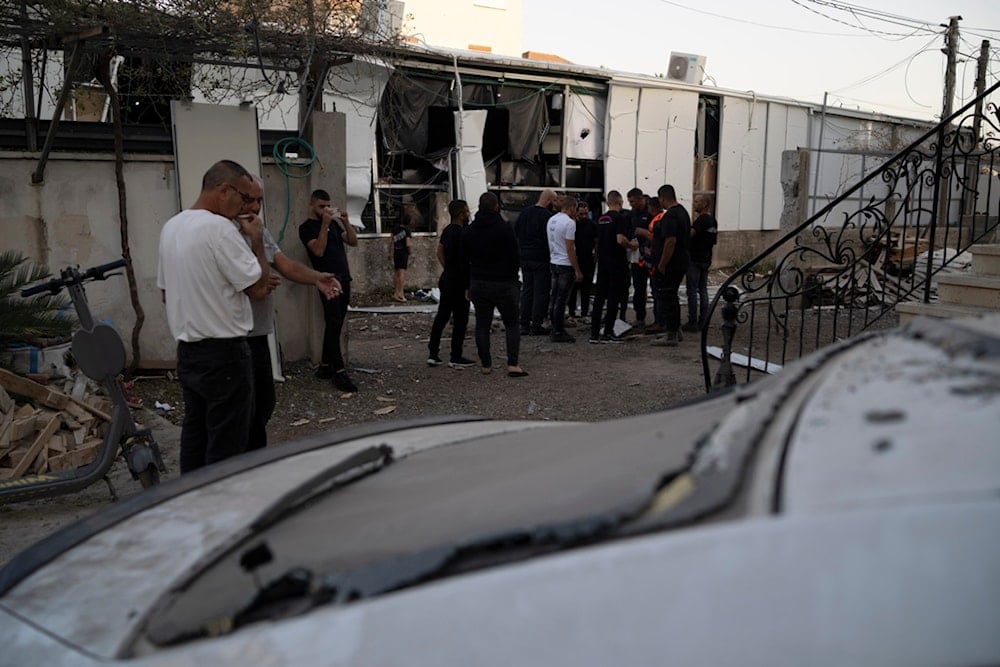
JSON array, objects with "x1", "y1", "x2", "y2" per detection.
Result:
[
  {"x1": 963, "y1": 39, "x2": 991, "y2": 217},
  {"x1": 941, "y1": 16, "x2": 961, "y2": 122},
  {"x1": 934, "y1": 15, "x2": 961, "y2": 236}
]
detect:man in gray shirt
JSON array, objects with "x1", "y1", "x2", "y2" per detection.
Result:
[{"x1": 241, "y1": 175, "x2": 340, "y2": 450}]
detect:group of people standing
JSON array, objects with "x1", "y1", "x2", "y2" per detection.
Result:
[
  {"x1": 426, "y1": 184, "x2": 718, "y2": 377},
  {"x1": 156, "y1": 161, "x2": 716, "y2": 476}
]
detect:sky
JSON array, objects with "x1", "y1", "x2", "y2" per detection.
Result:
[{"x1": 522, "y1": 0, "x2": 1000, "y2": 121}]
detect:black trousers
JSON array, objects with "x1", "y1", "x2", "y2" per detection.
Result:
[
  {"x1": 471, "y1": 279, "x2": 521, "y2": 368},
  {"x1": 653, "y1": 269, "x2": 685, "y2": 332},
  {"x1": 591, "y1": 262, "x2": 627, "y2": 338},
  {"x1": 518, "y1": 259, "x2": 550, "y2": 331},
  {"x1": 247, "y1": 335, "x2": 275, "y2": 452},
  {"x1": 630, "y1": 263, "x2": 649, "y2": 322},
  {"x1": 320, "y1": 281, "x2": 351, "y2": 371},
  {"x1": 177, "y1": 337, "x2": 253, "y2": 473},
  {"x1": 428, "y1": 280, "x2": 471, "y2": 362}
]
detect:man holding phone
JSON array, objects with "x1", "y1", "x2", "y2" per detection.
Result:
[{"x1": 299, "y1": 189, "x2": 359, "y2": 393}]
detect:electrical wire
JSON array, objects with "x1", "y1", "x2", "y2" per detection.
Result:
[
  {"x1": 654, "y1": 0, "x2": 869, "y2": 36},
  {"x1": 797, "y1": 0, "x2": 937, "y2": 32},
  {"x1": 826, "y1": 34, "x2": 940, "y2": 94},
  {"x1": 789, "y1": 0, "x2": 934, "y2": 39}
]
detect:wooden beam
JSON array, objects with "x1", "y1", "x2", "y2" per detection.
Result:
[
  {"x1": 0, "y1": 368, "x2": 69, "y2": 409},
  {"x1": 9, "y1": 414, "x2": 59, "y2": 478}
]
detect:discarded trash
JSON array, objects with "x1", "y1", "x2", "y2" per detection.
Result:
[
  {"x1": 290, "y1": 418, "x2": 311, "y2": 427},
  {"x1": 376, "y1": 396, "x2": 394, "y2": 402},
  {"x1": 319, "y1": 417, "x2": 337, "y2": 424},
  {"x1": 154, "y1": 401, "x2": 173, "y2": 413},
  {"x1": 527, "y1": 401, "x2": 539, "y2": 415},
  {"x1": 374, "y1": 405, "x2": 396, "y2": 415}
]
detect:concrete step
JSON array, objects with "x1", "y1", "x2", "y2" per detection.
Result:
[
  {"x1": 895, "y1": 301, "x2": 998, "y2": 327},
  {"x1": 971, "y1": 244, "x2": 1000, "y2": 277},
  {"x1": 936, "y1": 273, "x2": 1000, "y2": 309}
]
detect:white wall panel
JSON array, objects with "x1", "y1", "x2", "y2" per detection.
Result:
[
  {"x1": 635, "y1": 88, "x2": 670, "y2": 194},
  {"x1": 605, "y1": 84, "x2": 640, "y2": 194},
  {"x1": 718, "y1": 95, "x2": 767, "y2": 231},
  {"x1": 664, "y1": 90, "x2": 698, "y2": 206}
]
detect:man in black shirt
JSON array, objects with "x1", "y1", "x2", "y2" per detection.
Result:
[
  {"x1": 684, "y1": 194, "x2": 718, "y2": 332},
  {"x1": 462, "y1": 192, "x2": 527, "y2": 377},
  {"x1": 623, "y1": 188, "x2": 652, "y2": 327},
  {"x1": 299, "y1": 189, "x2": 360, "y2": 392},
  {"x1": 568, "y1": 201, "x2": 597, "y2": 318},
  {"x1": 428, "y1": 199, "x2": 475, "y2": 368},
  {"x1": 515, "y1": 188, "x2": 558, "y2": 335},
  {"x1": 650, "y1": 184, "x2": 691, "y2": 347},
  {"x1": 589, "y1": 190, "x2": 634, "y2": 344}
]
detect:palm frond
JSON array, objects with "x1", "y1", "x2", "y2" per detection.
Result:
[{"x1": 0, "y1": 251, "x2": 75, "y2": 355}]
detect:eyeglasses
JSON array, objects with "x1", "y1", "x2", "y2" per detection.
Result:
[{"x1": 226, "y1": 183, "x2": 255, "y2": 204}]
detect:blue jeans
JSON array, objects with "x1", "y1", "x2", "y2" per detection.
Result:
[
  {"x1": 686, "y1": 262, "x2": 710, "y2": 325},
  {"x1": 471, "y1": 279, "x2": 521, "y2": 368},
  {"x1": 548, "y1": 264, "x2": 575, "y2": 334},
  {"x1": 176, "y1": 337, "x2": 253, "y2": 473},
  {"x1": 518, "y1": 260, "x2": 550, "y2": 332}
]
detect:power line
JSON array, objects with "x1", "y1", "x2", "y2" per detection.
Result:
[
  {"x1": 790, "y1": 0, "x2": 935, "y2": 39},
  {"x1": 799, "y1": 0, "x2": 937, "y2": 31},
  {"x1": 655, "y1": 0, "x2": 871, "y2": 36},
  {"x1": 827, "y1": 34, "x2": 940, "y2": 94}
]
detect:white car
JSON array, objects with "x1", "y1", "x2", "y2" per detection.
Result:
[{"x1": 2, "y1": 315, "x2": 998, "y2": 666}]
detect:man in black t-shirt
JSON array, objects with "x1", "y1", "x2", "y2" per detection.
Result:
[
  {"x1": 568, "y1": 201, "x2": 598, "y2": 318},
  {"x1": 515, "y1": 189, "x2": 558, "y2": 335},
  {"x1": 428, "y1": 199, "x2": 475, "y2": 368},
  {"x1": 299, "y1": 189, "x2": 359, "y2": 392},
  {"x1": 650, "y1": 184, "x2": 691, "y2": 347},
  {"x1": 623, "y1": 188, "x2": 652, "y2": 327},
  {"x1": 590, "y1": 190, "x2": 635, "y2": 343},
  {"x1": 684, "y1": 194, "x2": 719, "y2": 332}
]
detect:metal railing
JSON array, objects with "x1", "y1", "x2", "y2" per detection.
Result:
[{"x1": 701, "y1": 80, "x2": 1000, "y2": 391}]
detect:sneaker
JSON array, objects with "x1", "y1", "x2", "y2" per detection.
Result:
[
  {"x1": 427, "y1": 356, "x2": 443, "y2": 367},
  {"x1": 588, "y1": 336, "x2": 602, "y2": 344},
  {"x1": 529, "y1": 325, "x2": 551, "y2": 336},
  {"x1": 448, "y1": 357, "x2": 477, "y2": 368},
  {"x1": 550, "y1": 331, "x2": 576, "y2": 343},
  {"x1": 681, "y1": 321, "x2": 700, "y2": 333},
  {"x1": 333, "y1": 372, "x2": 358, "y2": 393},
  {"x1": 600, "y1": 334, "x2": 625, "y2": 344},
  {"x1": 314, "y1": 365, "x2": 334, "y2": 379}
]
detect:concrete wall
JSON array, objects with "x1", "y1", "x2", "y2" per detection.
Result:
[{"x1": 0, "y1": 147, "x2": 442, "y2": 368}]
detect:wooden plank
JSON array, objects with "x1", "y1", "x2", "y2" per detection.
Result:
[
  {"x1": 0, "y1": 385, "x2": 13, "y2": 415},
  {"x1": 10, "y1": 416, "x2": 42, "y2": 441},
  {"x1": 47, "y1": 438, "x2": 102, "y2": 472},
  {"x1": 70, "y1": 396, "x2": 111, "y2": 422},
  {"x1": 9, "y1": 414, "x2": 60, "y2": 478},
  {"x1": 0, "y1": 368, "x2": 69, "y2": 409},
  {"x1": 47, "y1": 433, "x2": 69, "y2": 454},
  {"x1": 14, "y1": 404, "x2": 36, "y2": 419},
  {"x1": 0, "y1": 409, "x2": 13, "y2": 448}
]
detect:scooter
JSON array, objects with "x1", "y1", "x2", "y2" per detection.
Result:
[{"x1": 0, "y1": 259, "x2": 166, "y2": 503}]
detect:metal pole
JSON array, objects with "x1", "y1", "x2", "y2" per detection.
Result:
[
  {"x1": 19, "y1": 0, "x2": 37, "y2": 152},
  {"x1": 964, "y1": 40, "x2": 990, "y2": 217}
]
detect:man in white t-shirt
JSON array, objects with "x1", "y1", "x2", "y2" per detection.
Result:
[
  {"x1": 546, "y1": 195, "x2": 583, "y2": 343},
  {"x1": 157, "y1": 160, "x2": 272, "y2": 473}
]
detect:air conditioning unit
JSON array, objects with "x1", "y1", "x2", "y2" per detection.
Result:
[{"x1": 666, "y1": 52, "x2": 707, "y2": 85}]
